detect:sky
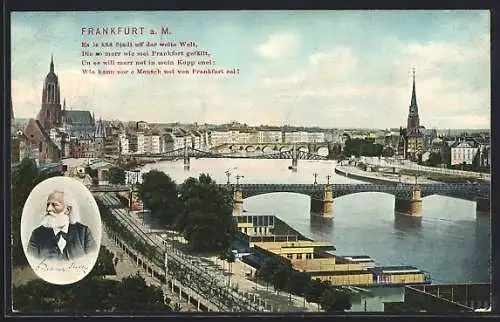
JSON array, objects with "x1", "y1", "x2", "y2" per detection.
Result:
[{"x1": 11, "y1": 10, "x2": 490, "y2": 129}]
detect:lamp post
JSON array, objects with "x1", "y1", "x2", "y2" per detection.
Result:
[
  {"x1": 326, "y1": 174, "x2": 331, "y2": 185},
  {"x1": 236, "y1": 174, "x2": 244, "y2": 186},
  {"x1": 313, "y1": 173, "x2": 318, "y2": 185},
  {"x1": 225, "y1": 170, "x2": 231, "y2": 185}
]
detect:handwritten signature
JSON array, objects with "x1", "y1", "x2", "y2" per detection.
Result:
[{"x1": 34, "y1": 258, "x2": 89, "y2": 274}]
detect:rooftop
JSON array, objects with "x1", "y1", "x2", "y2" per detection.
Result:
[
  {"x1": 292, "y1": 258, "x2": 366, "y2": 273},
  {"x1": 88, "y1": 160, "x2": 113, "y2": 170},
  {"x1": 369, "y1": 266, "x2": 421, "y2": 275},
  {"x1": 342, "y1": 255, "x2": 374, "y2": 259},
  {"x1": 38, "y1": 162, "x2": 62, "y2": 171},
  {"x1": 253, "y1": 240, "x2": 335, "y2": 250}
]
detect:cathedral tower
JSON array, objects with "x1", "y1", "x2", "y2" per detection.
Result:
[{"x1": 37, "y1": 55, "x2": 62, "y2": 130}]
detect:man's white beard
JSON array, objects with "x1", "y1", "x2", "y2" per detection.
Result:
[{"x1": 41, "y1": 211, "x2": 70, "y2": 229}]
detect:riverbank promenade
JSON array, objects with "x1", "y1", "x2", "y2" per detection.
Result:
[
  {"x1": 335, "y1": 165, "x2": 440, "y2": 184},
  {"x1": 358, "y1": 157, "x2": 490, "y2": 182}
]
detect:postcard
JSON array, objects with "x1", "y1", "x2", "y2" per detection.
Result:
[{"x1": 9, "y1": 10, "x2": 491, "y2": 314}]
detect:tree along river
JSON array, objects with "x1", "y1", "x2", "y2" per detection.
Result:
[{"x1": 140, "y1": 158, "x2": 490, "y2": 286}]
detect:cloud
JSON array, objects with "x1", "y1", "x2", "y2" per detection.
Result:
[
  {"x1": 246, "y1": 38, "x2": 489, "y2": 128},
  {"x1": 11, "y1": 79, "x2": 40, "y2": 106},
  {"x1": 256, "y1": 33, "x2": 298, "y2": 58},
  {"x1": 261, "y1": 47, "x2": 356, "y2": 94},
  {"x1": 10, "y1": 12, "x2": 490, "y2": 129},
  {"x1": 401, "y1": 41, "x2": 487, "y2": 68}
]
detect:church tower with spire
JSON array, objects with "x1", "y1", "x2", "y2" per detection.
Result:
[
  {"x1": 406, "y1": 68, "x2": 421, "y2": 136},
  {"x1": 37, "y1": 55, "x2": 62, "y2": 130},
  {"x1": 402, "y1": 68, "x2": 424, "y2": 160},
  {"x1": 94, "y1": 117, "x2": 106, "y2": 157}
]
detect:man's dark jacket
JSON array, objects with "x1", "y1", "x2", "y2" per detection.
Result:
[{"x1": 27, "y1": 222, "x2": 97, "y2": 261}]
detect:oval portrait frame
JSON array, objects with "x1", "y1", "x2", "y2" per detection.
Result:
[{"x1": 20, "y1": 176, "x2": 102, "y2": 285}]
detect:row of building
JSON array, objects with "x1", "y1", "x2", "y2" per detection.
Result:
[
  {"x1": 10, "y1": 57, "x2": 490, "y2": 171},
  {"x1": 11, "y1": 112, "x2": 490, "y2": 169}
]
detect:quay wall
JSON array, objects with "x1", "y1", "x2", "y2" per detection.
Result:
[{"x1": 335, "y1": 166, "x2": 397, "y2": 185}]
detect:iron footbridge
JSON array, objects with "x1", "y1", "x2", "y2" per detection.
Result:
[{"x1": 132, "y1": 146, "x2": 328, "y2": 160}]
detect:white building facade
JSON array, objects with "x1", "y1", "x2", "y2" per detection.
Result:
[
  {"x1": 119, "y1": 133, "x2": 129, "y2": 155},
  {"x1": 136, "y1": 132, "x2": 145, "y2": 154},
  {"x1": 450, "y1": 141, "x2": 479, "y2": 165}
]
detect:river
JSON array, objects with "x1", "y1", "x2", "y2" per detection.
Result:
[{"x1": 140, "y1": 158, "x2": 491, "y2": 285}]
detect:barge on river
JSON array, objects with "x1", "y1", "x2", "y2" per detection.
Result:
[{"x1": 234, "y1": 212, "x2": 431, "y2": 287}]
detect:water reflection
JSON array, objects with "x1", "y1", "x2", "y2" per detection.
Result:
[
  {"x1": 393, "y1": 213, "x2": 423, "y2": 232},
  {"x1": 309, "y1": 215, "x2": 334, "y2": 232}
]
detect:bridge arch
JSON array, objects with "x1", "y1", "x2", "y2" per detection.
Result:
[
  {"x1": 243, "y1": 191, "x2": 316, "y2": 199},
  {"x1": 333, "y1": 190, "x2": 398, "y2": 199},
  {"x1": 421, "y1": 192, "x2": 478, "y2": 202},
  {"x1": 317, "y1": 146, "x2": 329, "y2": 156}
]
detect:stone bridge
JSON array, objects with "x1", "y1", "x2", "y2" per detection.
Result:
[
  {"x1": 231, "y1": 183, "x2": 490, "y2": 218},
  {"x1": 235, "y1": 183, "x2": 489, "y2": 201},
  {"x1": 89, "y1": 182, "x2": 490, "y2": 219}
]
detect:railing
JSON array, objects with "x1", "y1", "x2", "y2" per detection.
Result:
[
  {"x1": 88, "y1": 182, "x2": 489, "y2": 199},
  {"x1": 130, "y1": 146, "x2": 328, "y2": 160},
  {"x1": 237, "y1": 183, "x2": 489, "y2": 199}
]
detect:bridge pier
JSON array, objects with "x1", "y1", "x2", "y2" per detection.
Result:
[
  {"x1": 291, "y1": 144, "x2": 298, "y2": 171},
  {"x1": 395, "y1": 184, "x2": 422, "y2": 217},
  {"x1": 183, "y1": 138, "x2": 190, "y2": 170},
  {"x1": 476, "y1": 198, "x2": 490, "y2": 214},
  {"x1": 233, "y1": 188, "x2": 243, "y2": 215},
  {"x1": 310, "y1": 185, "x2": 334, "y2": 218}
]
